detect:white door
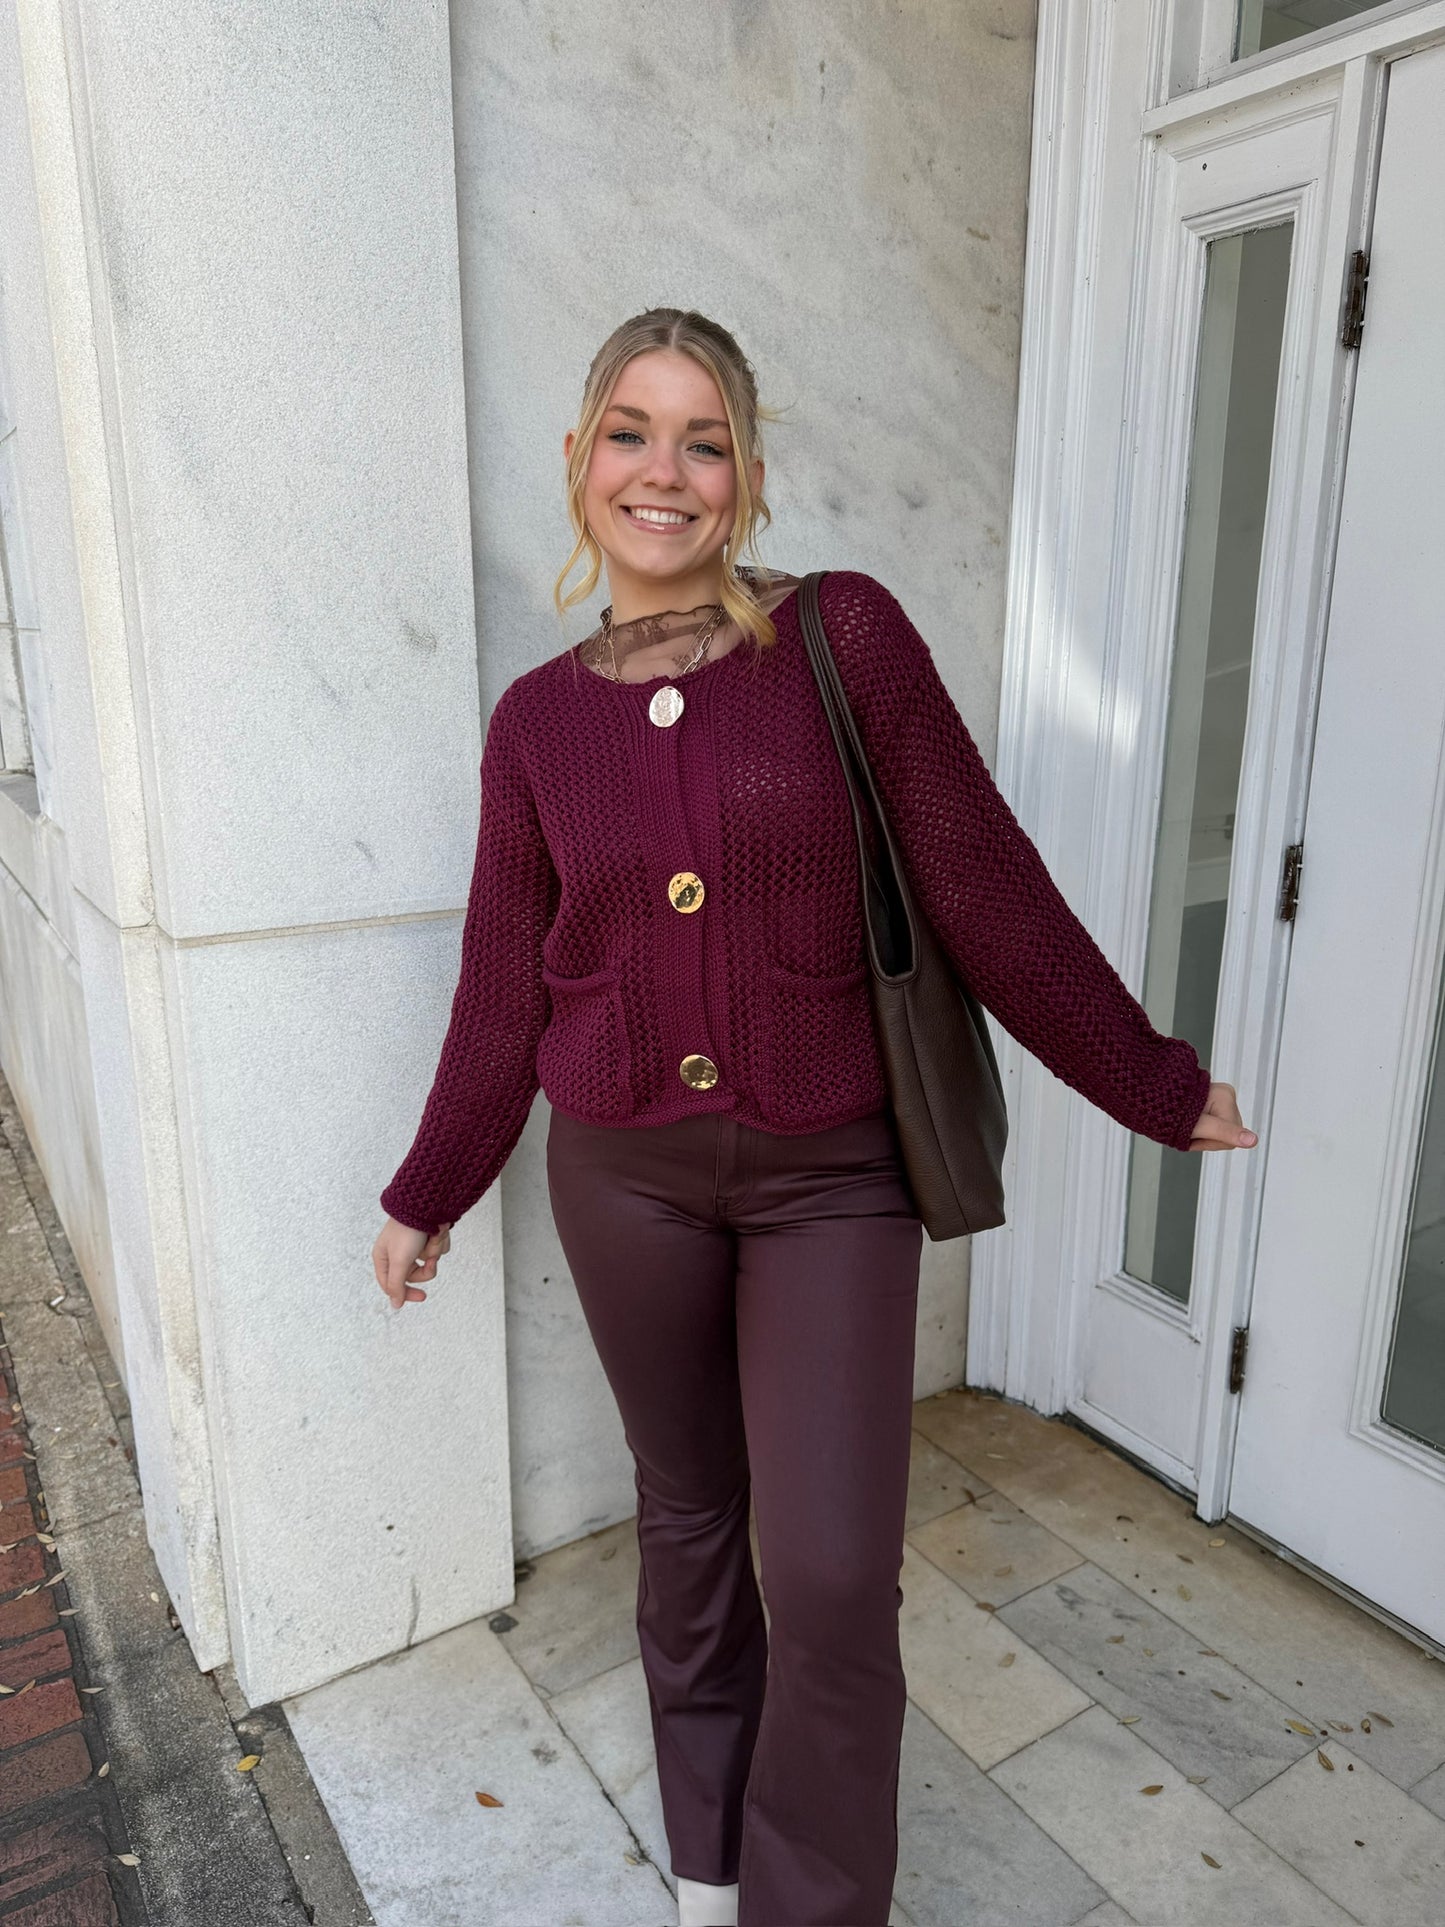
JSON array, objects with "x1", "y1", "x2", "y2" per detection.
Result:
[{"x1": 1228, "y1": 42, "x2": 1445, "y2": 1646}]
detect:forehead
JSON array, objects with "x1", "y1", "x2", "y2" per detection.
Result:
[{"x1": 606, "y1": 349, "x2": 728, "y2": 418}]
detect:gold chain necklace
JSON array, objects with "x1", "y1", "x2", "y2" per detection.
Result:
[{"x1": 596, "y1": 596, "x2": 731, "y2": 685}]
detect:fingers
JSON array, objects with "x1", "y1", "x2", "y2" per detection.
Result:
[
  {"x1": 384, "y1": 1265, "x2": 428, "y2": 1307},
  {"x1": 1186, "y1": 1080, "x2": 1258, "y2": 1152},
  {"x1": 373, "y1": 1220, "x2": 449, "y2": 1310},
  {"x1": 1190, "y1": 1112, "x2": 1259, "y2": 1151},
  {"x1": 407, "y1": 1226, "x2": 451, "y2": 1284}
]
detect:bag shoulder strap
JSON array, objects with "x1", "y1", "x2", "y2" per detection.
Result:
[{"x1": 797, "y1": 570, "x2": 921, "y2": 980}]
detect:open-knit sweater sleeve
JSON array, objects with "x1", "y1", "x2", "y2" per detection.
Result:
[
  {"x1": 827, "y1": 571, "x2": 1213, "y2": 1152},
  {"x1": 379, "y1": 684, "x2": 557, "y2": 1235}
]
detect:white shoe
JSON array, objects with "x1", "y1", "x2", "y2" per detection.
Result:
[{"x1": 677, "y1": 1874, "x2": 740, "y2": 1925}]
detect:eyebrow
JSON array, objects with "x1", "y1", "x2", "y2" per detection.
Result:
[{"x1": 606, "y1": 403, "x2": 731, "y2": 433}]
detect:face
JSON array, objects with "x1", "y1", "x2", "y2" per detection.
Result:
[{"x1": 564, "y1": 348, "x2": 763, "y2": 606}]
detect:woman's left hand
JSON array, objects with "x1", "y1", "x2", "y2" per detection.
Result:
[{"x1": 1188, "y1": 1081, "x2": 1258, "y2": 1152}]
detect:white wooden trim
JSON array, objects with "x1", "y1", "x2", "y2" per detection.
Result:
[
  {"x1": 1155, "y1": 0, "x2": 1445, "y2": 112},
  {"x1": 965, "y1": 0, "x2": 1107, "y2": 1402}
]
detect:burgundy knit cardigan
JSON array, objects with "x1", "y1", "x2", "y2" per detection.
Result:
[{"x1": 380, "y1": 570, "x2": 1211, "y2": 1235}]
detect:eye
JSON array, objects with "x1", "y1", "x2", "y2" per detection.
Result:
[{"x1": 606, "y1": 429, "x2": 727, "y2": 458}]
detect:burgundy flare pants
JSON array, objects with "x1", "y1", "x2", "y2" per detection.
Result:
[{"x1": 545, "y1": 1102, "x2": 924, "y2": 1927}]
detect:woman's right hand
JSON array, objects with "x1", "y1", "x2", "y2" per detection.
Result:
[{"x1": 373, "y1": 1216, "x2": 452, "y2": 1309}]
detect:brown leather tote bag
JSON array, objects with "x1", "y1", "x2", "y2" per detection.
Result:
[{"x1": 796, "y1": 570, "x2": 1008, "y2": 1239}]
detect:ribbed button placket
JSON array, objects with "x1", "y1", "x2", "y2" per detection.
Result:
[{"x1": 628, "y1": 675, "x2": 726, "y2": 1100}]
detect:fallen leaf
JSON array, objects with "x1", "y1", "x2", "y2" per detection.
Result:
[
  {"x1": 993, "y1": 1565, "x2": 1014, "y2": 1578},
  {"x1": 1119, "y1": 1715, "x2": 1142, "y2": 1725},
  {"x1": 236, "y1": 1755, "x2": 261, "y2": 1773},
  {"x1": 985, "y1": 1451, "x2": 1007, "y2": 1460},
  {"x1": 975, "y1": 1601, "x2": 998, "y2": 1613},
  {"x1": 97, "y1": 1762, "x2": 110, "y2": 1778},
  {"x1": 12, "y1": 1680, "x2": 35, "y2": 1698},
  {"x1": 80, "y1": 1685, "x2": 103, "y2": 1695},
  {"x1": 475, "y1": 1791, "x2": 504, "y2": 1808},
  {"x1": 1177, "y1": 1585, "x2": 1192, "y2": 1600},
  {"x1": 1140, "y1": 1784, "x2": 1164, "y2": 1796},
  {"x1": 116, "y1": 1853, "x2": 139, "y2": 1867},
  {"x1": 1360, "y1": 1717, "x2": 1372, "y2": 1733},
  {"x1": 1116, "y1": 1514, "x2": 1134, "y2": 1523},
  {"x1": 1317, "y1": 1749, "x2": 1334, "y2": 1771},
  {"x1": 43, "y1": 1572, "x2": 65, "y2": 1588},
  {"x1": 1186, "y1": 1775, "x2": 1210, "y2": 1784},
  {"x1": 1207, "y1": 1537, "x2": 1226, "y2": 1548},
  {"x1": 997, "y1": 1651, "x2": 1016, "y2": 1668},
  {"x1": 1142, "y1": 1647, "x2": 1155, "y2": 1658},
  {"x1": 0, "y1": 1684, "x2": 13, "y2": 1697},
  {"x1": 58, "y1": 1608, "x2": 78, "y2": 1618},
  {"x1": 1365, "y1": 1710, "x2": 1394, "y2": 1728},
  {"x1": 1106, "y1": 1635, "x2": 1126, "y2": 1644},
  {"x1": 1201, "y1": 1852, "x2": 1221, "y2": 1869},
  {"x1": 1286, "y1": 1720, "x2": 1316, "y2": 1737},
  {"x1": 1209, "y1": 1689, "x2": 1232, "y2": 1702},
  {"x1": 1328, "y1": 1722, "x2": 1353, "y2": 1733},
  {"x1": 1177, "y1": 1554, "x2": 1194, "y2": 1564},
  {"x1": 1197, "y1": 1648, "x2": 1221, "y2": 1657}
]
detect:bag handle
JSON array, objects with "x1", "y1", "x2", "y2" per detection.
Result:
[{"x1": 796, "y1": 570, "x2": 921, "y2": 984}]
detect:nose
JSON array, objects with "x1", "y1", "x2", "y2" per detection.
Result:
[{"x1": 636, "y1": 439, "x2": 686, "y2": 490}]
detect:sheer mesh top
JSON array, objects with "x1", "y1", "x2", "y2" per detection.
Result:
[{"x1": 575, "y1": 564, "x2": 804, "y2": 683}]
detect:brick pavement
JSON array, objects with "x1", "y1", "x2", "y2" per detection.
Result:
[{"x1": 0, "y1": 1329, "x2": 139, "y2": 1924}]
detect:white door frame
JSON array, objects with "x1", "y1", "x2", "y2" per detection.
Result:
[{"x1": 971, "y1": 0, "x2": 1445, "y2": 1521}]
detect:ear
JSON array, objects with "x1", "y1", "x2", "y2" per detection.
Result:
[
  {"x1": 750, "y1": 456, "x2": 764, "y2": 498},
  {"x1": 564, "y1": 428, "x2": 575, "y2": 463}
]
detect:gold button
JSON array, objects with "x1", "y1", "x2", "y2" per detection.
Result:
[
  {"x1": 679, "y1": 1053, "x2": 719, "y2": 1090},
  {"x1": 668, "y1": 871, "x2": 705, "y2": 913}
]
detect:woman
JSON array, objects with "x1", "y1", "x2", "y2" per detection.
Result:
[{"x1": 372, "y1": 308, "x2": 1257, "y2": 1927}]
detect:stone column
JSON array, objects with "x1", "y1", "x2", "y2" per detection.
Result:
[{"x1": 16, "y1": 0, "x2": 510, "y2": 1702}]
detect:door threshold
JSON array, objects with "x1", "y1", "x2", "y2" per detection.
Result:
[
  {"x1": 1225, "y1": 1511, "x2": 1445, "y2": 1665},
  {"x1": 1063, "y1": 1407, "x2": 1444, "y2": 1663}
]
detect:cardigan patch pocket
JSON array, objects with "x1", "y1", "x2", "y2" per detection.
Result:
[
  {"x1": 761, "y1": 959, "x2": 886, "y2": 1129},
  {"x1": 538, "y1": 963, "x2": 634, "y2": 1122}
]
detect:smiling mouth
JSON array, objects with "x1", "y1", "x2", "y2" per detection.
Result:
[{"x1": 621, "y1": 505, "x2": 699, "y2": 528}]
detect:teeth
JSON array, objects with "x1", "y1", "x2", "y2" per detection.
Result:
[{"x1": 628, "y1": 506, "x2": 693, "y2": 525}]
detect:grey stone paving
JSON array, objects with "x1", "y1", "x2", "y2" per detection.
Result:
[
  {"x1": 284, "y1": 1383, "x2": 1445, "y2": 1924},
  {"x1": 995, "y1": 1560, "x2": 1318, "y2": 1805}
]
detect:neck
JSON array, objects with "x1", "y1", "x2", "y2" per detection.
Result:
[{"x1": 604, "y1": 557, "x2": 730, "y2": 625}]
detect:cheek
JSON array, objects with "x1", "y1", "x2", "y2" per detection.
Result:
[
  {"x1": 695, "y1": 466, "x2": 738, "y2": 518},
  {"x1": 584, "y1": 447, "x2": 631, "y2": 506}
]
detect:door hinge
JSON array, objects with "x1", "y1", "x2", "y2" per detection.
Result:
[
  {"x1": 1278, "y1": 842, "x2": 1304, "y2": 922},
  {"x1": 1341, "y1": 248, "x2": 1370, "y2": 349},
  {"x1": 1228, "y1": 1325, "x2": 1249, "y2": 1394}
]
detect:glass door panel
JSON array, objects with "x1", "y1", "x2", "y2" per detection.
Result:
[
  {"x1": 1235, "y1": 1, "x2": 1394, "y2": 59},
  {"x1": 1122, "y1": 221, "x2": 1293, "y2": 1304},
  {"x1": 1382, "y1": 968, "x2": 1445, "y2": 1455}
]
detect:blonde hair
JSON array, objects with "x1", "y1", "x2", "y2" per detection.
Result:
[{"x1": 555, "y1": 308, "x2": 786, "y2": 648}]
